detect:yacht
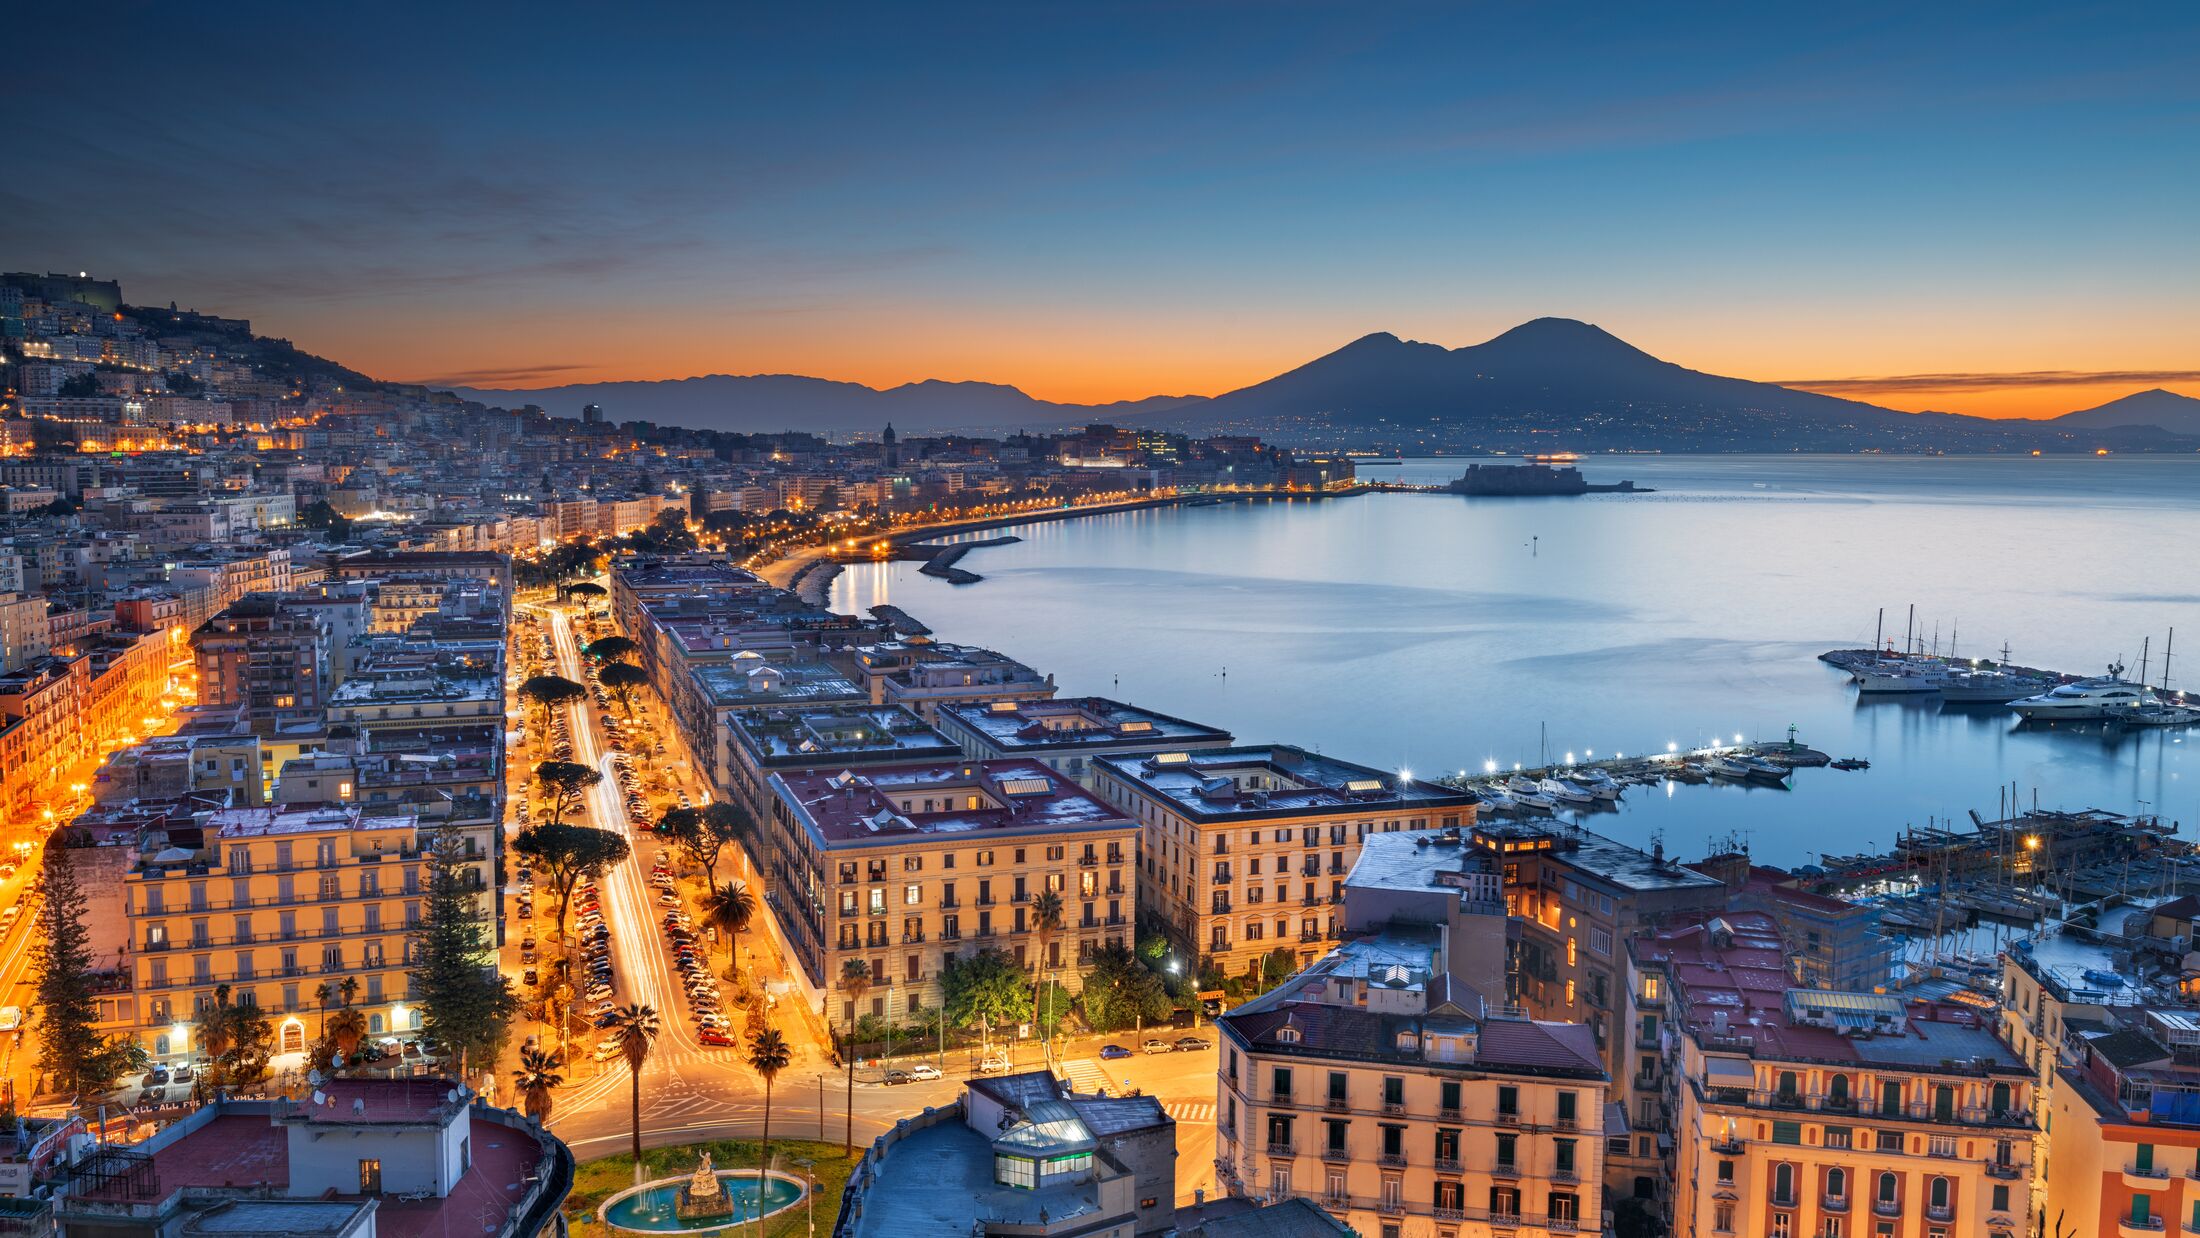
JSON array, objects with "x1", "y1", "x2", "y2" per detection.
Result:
[
  {"x1": 1571, "y1": 769, "x2": 1624, "y2": 801},
  {"x1": 1703, "y1": 756, "x2": 1751, "y2": 779},
  {"x1": 1539, "y1": 777, "x2": 1595, "y2": 806},
  {"x1": 2008, "y1": 678, "x2": 2152, "y2": 721},
  {"x1": 1736, "y1": 756, "x2": 1791, "y2": 782},
  {"x1": 1506, "y1": 775, "x2": 1542, "y2": 796},
  {"x1": 2124, "y1": 702, "x2": 2200, "y2": 727},
  {"x1": 1510, "y1": 787, "x2": 1559, "y2": 813},
  {"x1": 1937, "y1": 669, "x2": 2049, "y2": 704},
  {"x1": 1477, "y1": 786, "x2": 1519, "y2": 813},
  {"x1": 1855, "y1": 664, "x2": 1940, "y2": 694}
]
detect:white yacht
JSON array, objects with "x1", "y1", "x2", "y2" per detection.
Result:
[
  {"x1": 1506, "y1": 775, "x2": 1542, "y2": 796},
  {"x1": 1511, "y1": 787, "x2": 1558, "y2": 813},
  {"x1": 1703, "y1": 755, "x2": 1751, "y2": 778},
  {"x1": 1571, "y1": 770, "x2": 1624, "y2": 801},
  {"x1": 1854, "y1": 662, "x2": 1941, "y2": 694},
  {"x1": 2009, "y1": 678, "x2": 2152, "y2": 720},
  {"x1": 1539, "y1": 777, "x2": 1595, "y2": 806}
]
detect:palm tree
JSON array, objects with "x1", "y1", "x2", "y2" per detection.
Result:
[
  {"x1": 838, "y1": 959, "x2": 870, "y2": 1155},
  {"x1": 511, "y1": 1047, "x2": 564, "y2": 1122},
  {"x1": 746, "y1": 1026, "x2": 791, "y2": 1237},
  {"x1": 700, "y1": 882, "x2": 755, "y2": 982},
  {"x1": 1031, "y1": 889, "x2": 1064, "y2": 1046},
  {"x1": 607, "y1": 1003, "x2": 661, "y2": 1182},
  {"x1": 326, "y1": 1007, "x2": 368, "y2": 1059}
]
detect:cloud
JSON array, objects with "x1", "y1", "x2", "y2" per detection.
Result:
[
  {"x1": 1780, "y1": 370, "x2": 2200, "y2": 395},
  {"x1": 403, "y1": 364, "x2": 598, "y2": 387}
]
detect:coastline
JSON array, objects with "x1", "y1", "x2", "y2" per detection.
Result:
[{"x1": 755, "y1": 486, "x2": 1370, "y2": 604}]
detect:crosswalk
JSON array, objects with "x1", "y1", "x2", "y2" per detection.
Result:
[{"x1": 1165, "y1": 1102, "x2": 1216, "y2": 1125}]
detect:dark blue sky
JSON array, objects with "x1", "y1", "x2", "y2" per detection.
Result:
[{"x1": 7, "y1": 3, "x2": 2195, "y2": 414}]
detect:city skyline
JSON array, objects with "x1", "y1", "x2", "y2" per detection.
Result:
[{"x1": 7, "y1": 4, "x2": 2196, "y2": 419}]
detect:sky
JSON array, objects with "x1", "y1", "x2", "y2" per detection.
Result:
[{"x1": 6, "y1": 3, "x2": 2196, "y2": 418}]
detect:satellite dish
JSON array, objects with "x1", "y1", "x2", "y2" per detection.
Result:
[
  {"x1": 311, "y1": 1091, "x2": 326, "y2": 1106},
  {"x1": 308, "y1": 1069, "x2": 324, "y2": 1086},
  {"x1": 446, "y1": 1089, "x2": 459, "y2": 1104}
]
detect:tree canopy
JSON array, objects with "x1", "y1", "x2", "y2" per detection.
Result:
[
  {"x1": 408, "y1": 829, "x2": 515, "y2": 1079},
  {"x1": 1075, "y1": 944, "x2": 1173, "y2": 1033},
  {"x1": 533, "y1": 759, "x2": 603, "y2": 828},
  {"x1": 583, "y1": 635, "x2": 640, "y2": 664},
  {"x1": 32, "y1": 846, "x2": 140, "y2": 1096},
  {"x1": 597, "y1": 662, "x2": 648, "y2": 715},
  {"x1": 942, "y1": 948, "x2": 1031, "y2": 1047},
  {"x1": 513, "y1": 823, "x2": 630, "y2": 937},
  {"x1": 518, "y1": 675, "x2": 586, "y2": 727}
]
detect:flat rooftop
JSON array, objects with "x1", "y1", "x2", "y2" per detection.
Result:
[
  {"x1": 209, "y1": 806, "x2": 414, "y2": 838},
  {"x1": 775, "y1": 758, "x2": 1133, "y2": 846},
  {"x1": 730, "y1": 705, "x2": 957, "y2": 766},
  {"x1": 1096, "y1": 746, "x2": 1478, "y2": 822},
  {"x1": 693, "y1": 661, "x2": 866, "y2": 709},
  {"x1": 937, "y1": 696, "x2": 1231, "y2": 754},
  {"x1": 851, "y1": 1117, "x2": 1111, "y2": 1238}
]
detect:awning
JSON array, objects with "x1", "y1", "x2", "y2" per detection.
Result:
[{"x1": 1705, "y1": 1058, "x2": 1753, "y2": 1085}]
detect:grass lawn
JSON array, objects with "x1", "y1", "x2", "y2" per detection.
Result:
[{"x1": 564, "y1": 1138, "x2": 857, "y2": 1237}]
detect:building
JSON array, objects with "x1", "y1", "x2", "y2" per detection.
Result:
[
  {"x1": 0, "y1": 653, "x2": 90, "y2": 835},
  {"x1": 936, "y1": 697, "x2": 1233, "y2": 790},
  {"x1": 762, "y1": 758, "x2": 1138, "y2": 1025},
  {"x1": 191, "y1": 596, "x2": 330, "y2": 734},
  {"x1": 1666, "y1": 983, "x2": 2033, "y2": 1238},
  {"x1": 1215, "y1": 861, "x2": 1612, "y2": 1238},
  {"x1": 835, "y1": 1070, "x2": 1175, "y2": 1237},
  {"x1": 48, "y1": 1079, "x2": 570, "y2": 1238},
  {"x1": 723, "y1": 704, "x2": 958, "y2": 817},
  {"x1": 837, "y1": 641, "x2": 1057, "y2": 722},
  {"x1": 1091, "y1": 746, "x2": 1479, "y2": 982},
  {"x1": 2035, "y1": 1003, "x2": 2200, "y2": 1238},
  {"x1": 122, "y1": 805, "x2": 444, "y2": 1061}
]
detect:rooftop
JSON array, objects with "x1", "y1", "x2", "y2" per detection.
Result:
[
  {"x1": 207, "y1": 805, "x2": 413, "y2": 838},
  {"x1": 774, "y1": 758, "x2": 1134, "y2": 847},
  {"x1": 936, "y1": 696, "x2": 1232, "y2": 754},
  {"x1": 730, "y1": 705, "x2": 958, "y2": 766},
  {"x1": 693, "y1": 660, "x2": 866, "y2": 709},
  {"x1": 1095, "y1": 745, "x2": 1477, "y2": 822}
]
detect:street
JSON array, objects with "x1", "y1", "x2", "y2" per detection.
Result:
[{"x1": 518, "y1": 600, "x2": 1222, "y2": 1203}]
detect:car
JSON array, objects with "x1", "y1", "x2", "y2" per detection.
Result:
[
  {"x1": 522, "y1": 968, "x2": 539, "y2": 987},
  {"x1": 1142, "y1": 1039, "x2": 1173, "y2": 1055},
  {"x1": 592, "y1": 1043, "x2": 624, "y2": 1062},
  {"x1": 697, "y1": 1029, "x2": 734, "y2": 1047},
  {"x1": 882, "y1": 1069, "x2": 913, "y2": 1086},
  {"x1": 171, "y1": 1065, "x2": 195, "y2": 1084},
  {"x1": 907, "y1": 1063, "x2": 942, "y2": 1081},
  {"x1": 149, "y1": 1065, "x2": 172, "y2": 1085},
  {"x1": 1098, "y1": 1044, "x2": 1132, "y2": 1060},
  {"x1": 1174, "y1": 1036, "x2": 1212, "y2": 1052}
]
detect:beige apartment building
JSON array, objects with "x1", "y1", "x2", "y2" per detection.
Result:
[
  {"x1": 1091, "y1": 746, "x2": 1478, "y2": 981},
  {"x1": 123, "y1": 805, "x2": 449, "y2": 1061},
  {"x1": 761, "y1": 758, "x2": 1138, "y2": 1025},
  {"x1": 1667, "y1": 988, "x2": 2032, "y2": 1238},
  {"x1": 1217, "y1": 916, "x2": 1610, "y2": 1237}
]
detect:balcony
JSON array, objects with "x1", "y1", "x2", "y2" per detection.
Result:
[
  {"x1": 1551, "y1": 1167, "x2": 1579, "y2": 1185},
  {"x1": 1265, "y1": 1142, "x2": 1295, "y2": 1158},
  {"x1": 1490, "y1": 1161, "x2": 1520, "y2": 1179},
  {"x1": 1985, "y1": 1163, "x2": 2021, "y2": 1180},
  {"x1": 1078, "y1": 854, "x2": 1098, "y2": 867},
  {"x1": 2128, "y1": 1163, "x2": 2174, "y2": 1190},
  {"x1": 1872, "y1": 1200, "x2": 1900, "y2": 1218},
  {"x1": 1269, "y1": 1091, "x2": 1295, "y2": 1106},
  {"x1": 1378, "y1": 1152, "x2": 1406, "y2": 1169},
  {"x1": 2119, "y1": 1218, "x2": 2168, "y2": 1237},
  {"x1": 1434, "y1": 1206, "x2": 1466, "y2": 1222},
  {"x1": 1434, "y1": 1156, "x2": 1463, "y2": 1174},
  {"x1": 1548, "y1": 1219, "x2": 1580, "y2": 1235},
  {"x1": 1318, "y1": 1193, "x2": 1347, "y2": 1212},
  {"x1": 1324, "y1": 1095, "x2": 1349, "y2": 1112},
  {"x1": 1376, "y1": 1198, "x2": 1405, "y2": 1216},
  {"x1": 1555, "y1": 1115, "x2": 1578, "y2": 1132},
  {"x1": 1320, "y1": 1146, "x2": 1350, "y2": 1163},
  {"x1": 1495, "y1": 1111, "x2": 1521, "y2": 1127},
  {"x1": 1382, "y1": 1100, "x2": 1405, "y2": 1115},
  {"x1": 1926, "y1": 1204, "x2": 1954, "y2": 1222},
  {"x1": 1821, "y1": 1194, "x2": 1850, "y2": 1213},
  {"x1": 1212, "y1": 872, "x2": 1232, "y2": 886}
]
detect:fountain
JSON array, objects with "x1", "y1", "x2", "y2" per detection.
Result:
[{"x1": 598, "y1": 1153, "x2": 806, "y2": 1234}]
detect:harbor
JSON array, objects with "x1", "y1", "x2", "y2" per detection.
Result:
[{"x1": 1821, "y1": 613, "x2": 2197, "y2": 725}]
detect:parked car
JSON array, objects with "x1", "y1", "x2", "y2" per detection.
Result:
[
  {"x1": 975, "y1": 1053, "x2": 1011, "y2": 1075},
  {"x1": 1174, "y1": 1036, "x2": 1212, "y2": 1052},
  {"x1": 697, "y1": 1029, "x2": 734, "y2": 1047},
  {"x1": 1142, "y1": 1039, "x2": 1172, "y2": 1055},
  {"x1": 907, "y1": 1063, "x2": 942, "y2": 1081},
  {"x1": 882, "y1": 1069, "x2": 914, "y2": 1086},
  {"x1": 1098, "y1": 1044, "x2": 1131, "y2": 1060}
]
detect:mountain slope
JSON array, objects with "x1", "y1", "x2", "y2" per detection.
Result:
[
  {"x1": 449, "y1": 373, "x2": 1202, "y2": 433},
  {"x1": 2052, "y1": 388, "x2": 2200, "y2": 435}
]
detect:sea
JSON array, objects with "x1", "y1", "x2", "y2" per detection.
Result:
[{"x1": 830, "y1": 455, "x2": 2200, "y2": 869}]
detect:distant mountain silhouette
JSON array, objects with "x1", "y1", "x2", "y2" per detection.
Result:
[
  {"x1": 446, "y1": 319, "x2": 2194, "y2": 452},
  {"x1": 2052, "y1": 388, "x2": 2200, "y2": 435},
  {"x1": 449, "y1": 372, "x2": 1200, "y2": 433}
]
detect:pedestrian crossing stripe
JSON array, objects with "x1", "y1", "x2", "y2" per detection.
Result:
[{"x1": 1166, "y1": 1103, "x2": 1215, "y2": 1124}]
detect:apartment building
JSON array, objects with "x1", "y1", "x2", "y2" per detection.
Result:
[
  {"x1": 1667, "y1": 987, "x2": 2032, "y2": 1238},
  {"x1": 835, "y1": 641, "x2": 1057, "y2": 722},
  {"x1": 0, "y1": 653, "x2": 90, "y2": 831},
  {"x1": 723, "y1": 704, "x2": 958, "y2": 819},
  {"x1": 761, "y1": 758, "x2": 1138, "y2": 1023},
  {"x1": 1483, "y1": 821, "x2": 1726, "y2": 1085},
  {"x1": 191, "y1": 595, "x2": 330, "y2": 732},
  {"x1": 2035, "y1": 1003, "x2": 2200, "y2": 1238},
  {"x1": 1092, "y1": 746, "x2": 1478, "y2": 981},
  {"x1": 935, "y1": 697, "x2": 1232, "y2": 791},
  {"x1": 1216, "y1": 856, "x2": 1610, "y2": 1238},
  {"x1": 124, "y1": 805, "x2": 444, "y2": 1061}
]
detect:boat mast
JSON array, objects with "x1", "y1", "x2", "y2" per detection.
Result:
[
  {"x1": 2164, "y1": 628, "x2": 2175, "y2": 692},
  {"x1": 1906, "y1": 605, "x2": 1915, "y2": 657},
  {"x1": 2140, "y1": 637, "x2": 2150, "y2": 688},
  {"x1": 1876, "y1": 607, "x2": 1884, "y2": 654}
]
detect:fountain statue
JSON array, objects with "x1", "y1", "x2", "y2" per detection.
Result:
[{"x1": 673, "y1": 1152, "x2": 732, "y2": 1222}]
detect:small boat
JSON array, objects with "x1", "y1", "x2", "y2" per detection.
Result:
[
  {"x1": 1539, "y1": 777, "x2": 1595, "y2": 806},
  {"x1": 1736, "y1": 756, "x2": 1790, "y2": 782},
  {"x1": 1510, "y1": 788, "x2": 1558, "y2": 813},
  {"x1": 1830, "y1": 757, "x2": 1871, "y2": 771},
  {"x1": 1506, "y1": 775, "x2": 1542, "y2": 796},
  {"x1": 1571, "y1": 769, "x2": 1624, "y2": 801},
  {"x1": 1477, "y1": 787, "x2": 1519, "y2": 813},
  {"x1": 2081, "y1": 968, "x2": 2127, "y2": 988},
  {"x1": 2123, "y1": 703, "x2": 2200, "y2": 727},
  {"x1": 1703, "y1": 756, "x2": 1751, "y2": 779}
]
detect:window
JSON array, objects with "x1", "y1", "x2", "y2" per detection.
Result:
[
  {"x1": 1772, "y1": 1120, "x2": 1802, "y2": 1145},
  {"x1": 359, "y1": 1159, "x2": 382, "y2": 1193},
  {"x1": 1772, "y1": 1163, "x2": 1795, "y2": 1205},
  {"x1": 1827, "y1": 1168, "x2": 1847, "y2": 1200},
  {"x1": 904, "y1": 884, "x2": 921, "y2": 906},
  {"x1": 1716, "y1": 1158, "x2": 1734, "y2": 1185},
  {"x1": 1877, "y1": 1172, "x2": 1898, "y2": 1205}
]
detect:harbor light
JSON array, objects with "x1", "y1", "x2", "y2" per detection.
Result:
[
  {"x1": 1564, "y1": 752, "x2": 1575, "y2": 765},
  {"x1": 1484, "y1": 760, "x2": 1498, "y2": 774},
  {"x1": 1398, "y1": 767, "x2": 1413, "y2": 783},
  {"x1": 2024, "y1": 835, "x2": 2041, "y2": 851},
  {"x1": 1733, "y1": 733, "x2": 1744, "y2": 744},
  {"x1": 1668, "y1": 742, "x2": 1678, "y2": 753}
]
